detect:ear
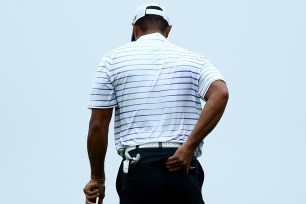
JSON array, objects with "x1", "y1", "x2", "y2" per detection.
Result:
[
  {"x1": 164, "y1": 25, "x2": 172, "y2": 38},
  {"x1": 133, "y1": 25, "x2": 140, "y2": 40}
]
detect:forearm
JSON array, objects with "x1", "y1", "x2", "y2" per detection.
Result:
[
  {"x1": 87, "y1": 108, "x2": 113, "y2": 179},
  {"x1": 87, "y1": 123, "x2": 109, "y2": 179},
  {"x1": 185, "y1": 82, "x2": 229, "y2": 150}
]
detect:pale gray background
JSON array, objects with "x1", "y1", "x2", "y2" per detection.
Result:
[{"x1": 1, "y1": 0, "x2": 305, "y2": 203}]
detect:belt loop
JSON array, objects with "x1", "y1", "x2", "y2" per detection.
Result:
[{"x1": 158, "y1": 142, "x2": 162, "y2": 148}]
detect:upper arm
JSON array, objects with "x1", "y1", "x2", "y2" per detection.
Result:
[
  {"x1": 204, "y1": 80, "x2": 229, "y2": 101},
  {"x1": 89, "y1": 108, "x2": 113, "y2": 128}
]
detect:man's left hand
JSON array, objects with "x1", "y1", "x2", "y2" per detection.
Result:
[{"x1": 83, "y1": 179, "x2": 105, "y2": 204}]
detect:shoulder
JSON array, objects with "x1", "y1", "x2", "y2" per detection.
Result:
[
  {"x1": 105, "y1": 42, "x2": 135, "y2": 58},
  {"x1": 169, "y1": 43, "x2": 210, "y2": 65},
  {"x1": 97, "y1": 42, "x2": 135, "y2": 66},
  {"x1": 171, "y1": 43, "x2": 206, "y2": 58}
]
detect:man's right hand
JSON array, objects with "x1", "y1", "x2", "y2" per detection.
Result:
[
  {"x1": 165, "y1": 144, "x2": 194, "y2": 173},
  {"x1": 83, "y1": 179, "x2": 105, "y2": 204}
]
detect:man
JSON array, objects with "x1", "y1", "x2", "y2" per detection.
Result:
[{"x1": 84, "y1": 3, "x2": 229, "y2": 204}]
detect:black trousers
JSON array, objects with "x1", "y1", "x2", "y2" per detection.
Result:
[{"x1": 116, "y1": 147, "x2": 205, "y2": 204}]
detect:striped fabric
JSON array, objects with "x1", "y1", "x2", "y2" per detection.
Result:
[{"x1": 88, "y1": 33, "x2": 224, "y2": 157}]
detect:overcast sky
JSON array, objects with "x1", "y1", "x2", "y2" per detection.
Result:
[{"x1": 1, "y1": 0, "x2": 305, "y2": 203}]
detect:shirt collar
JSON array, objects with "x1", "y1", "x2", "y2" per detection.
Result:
[{"x1": 137, "y1": 32, "x2": 169, "y2": 42}]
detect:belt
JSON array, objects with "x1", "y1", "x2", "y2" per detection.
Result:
[
  {"x1": 136, "y1": 142, "x2": 182, "y2": 148},
  {"x1": 119, "y1": 142, "x2": 182, "y2": 174},
  {"x1": 118, "y1": 142, "x2": 182, "y2": 156}
]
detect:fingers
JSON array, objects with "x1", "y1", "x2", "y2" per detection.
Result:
[
  {"x1": 85, "y1": 192, "x2": 99, "y2": 201},
  {"x1": 96, "y1": 188, "x2": 105, "y2": 204},
  {"x1": 84, "y1": 189, "x2": 99, "y2": 203},
  {"x1": 84, "y1": 186, "x2": 99, "y2": 200},
  {"x1": 166, "y1": 157, "x2": 188, "y2": 172},
  {"x1": 87, "y1": 192, "x2": 99, "y2": 201},
  {"x1": 165, "y1": 158, "x2": 179, "y2": 169}
]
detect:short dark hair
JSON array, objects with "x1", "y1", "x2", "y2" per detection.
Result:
[{"x1": 135, "y1": 6, "x2": 169, "y2": 33}]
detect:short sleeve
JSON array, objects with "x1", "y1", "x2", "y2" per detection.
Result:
[
  {"x1": 198, "y1": 59, "x2": 225, "y2": 101},
  {"x1": 88, "y1": 56, "x2": 118, "y2": 109}
]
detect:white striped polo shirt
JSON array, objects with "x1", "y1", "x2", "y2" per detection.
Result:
[{"x1": 88, "y1": 33, "x2": 224, "y2": 157}]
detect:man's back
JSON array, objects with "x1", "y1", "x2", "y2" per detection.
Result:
[{"x1": 89, "y1": 33, "x2": 223, "y2": 155}]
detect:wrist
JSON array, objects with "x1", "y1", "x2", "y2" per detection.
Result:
[
  {"x1": 91, "y1": 172, "x2": 105, "y2": 180},
  {"x1": 90, "y1": 178, "x2": 106, "y2": 184},
  {"x1": 183, "y1": 140, "x2": 199, "y2": 152}
]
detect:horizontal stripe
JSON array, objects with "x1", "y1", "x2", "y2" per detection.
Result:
[
  {"x1": 115, "y1": 105, "x2": 202, "y2": 117},
  {"x1": 115, "y1": 120, "x2": 198, "y2": 132},
  {"x1": 110, "y1": 65, "x2": 201, "y2": 78},
  {"x1": 109, "y1": 63, "x2": 164, "y2": 72},
  {"x1": 94, "y1": 82, "x2": 112, "y2": 85},
  {"x1": 113, "y1": 70, "x2": 199, "y2": 84},
  {"x1": 115, "y1": 124, "x2": 195, "y2": 134},
  {"x1": 117, "y1": 99, "x2": 201, "y2": 110},
  {"x1": 114, "y1": 110, "x2": 200, "y2": 123},
  {"x1": 91, "y1": 87, "x2": 113, "y2": 91},
  {"x1": 117, "y1": 93, "x2": 199, "y2": 104},
  {"x1": 115, "y1": 76, "x2": 198, "y2": 87},
  {"x1": 111, "y1": 57, "x2": 205, "y2": 68},
  {"x1": 91, "y1": 98, "x2": 116, "y2": 102},
  {"x1": 90, "y1": 93, "x2": 114, "y2": 96},
  {"x1": 111, "y1": 49, "x2": 204, "y2": 61},
  {"x1": 116, "y1": 87, "x2": 198, "y2": 99},
  {"x1": 110, "y1": 68, "x2": 159, "y2": 78},
  {"x1": 115, "y1": 82, "x2": 197, "y2": 93},
  {"x1": 117, "y1": 131, "x2": 191, "y2": 141}
]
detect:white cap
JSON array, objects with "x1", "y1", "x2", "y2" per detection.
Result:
[{"x1": 132, "y1": 3, "x2": 171, "y2": 26}]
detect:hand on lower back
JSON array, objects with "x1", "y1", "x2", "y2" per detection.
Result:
[{"x1": 165, "y1": 144, "x2": 194, "y2": 173}]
